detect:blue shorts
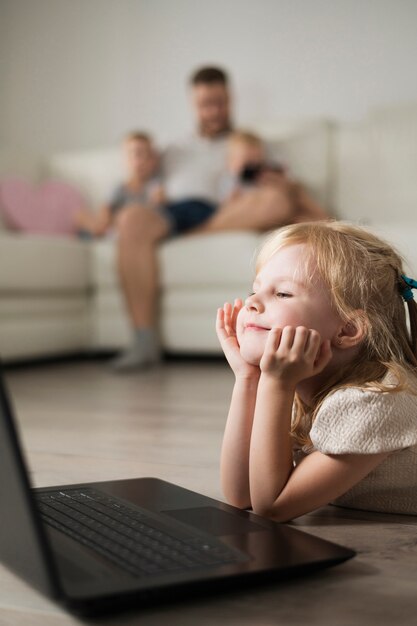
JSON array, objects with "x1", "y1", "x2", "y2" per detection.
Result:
[{"x1": 157, "y1": 198, "x2": 217, "y2": 236}]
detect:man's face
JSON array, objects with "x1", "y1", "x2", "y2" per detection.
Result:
[{"x1": 191, "y1": 82, "x2": 231, "y2": 137}]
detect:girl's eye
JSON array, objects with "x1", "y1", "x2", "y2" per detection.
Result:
[
  {"x1": 276, "y1": 292, "x2": 292, "y2": 298},
  {"x1": 248, "y1": 292, "x2": 255, "y2": 297}
]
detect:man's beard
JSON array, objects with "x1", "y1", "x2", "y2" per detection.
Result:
[{"x1": 199, "y1": 120, "x2": 233, "y2": 138}]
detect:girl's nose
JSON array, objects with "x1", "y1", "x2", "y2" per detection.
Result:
[{"x1": 245, "y1": 294, "x2": 264, "y2": 312}]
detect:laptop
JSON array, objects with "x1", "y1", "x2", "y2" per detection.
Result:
[{"x1": 0, "y1": 368, "x2": 355, "y2": 616}]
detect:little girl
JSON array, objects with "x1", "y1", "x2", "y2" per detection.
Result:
[{"x1": 216, "y1": 221, "x2": 417, "y2": 521}]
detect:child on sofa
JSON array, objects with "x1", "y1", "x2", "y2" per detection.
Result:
[
  {"x1": 219, "y1": 130, "x2": 284, "y2": 202},
  {"x1": 217, "y1": 221, "x2": 417, "y2": 521},
  {"x1": 222, "y1": 131, "x2": 329, "y2": 223},
  {"x1": 74, "y1": 131, "x2": 164, "y2": 237}
]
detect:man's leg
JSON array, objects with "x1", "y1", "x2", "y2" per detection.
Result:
[{"x1": 112, "y1": 204, "x2": 170, "y2": 371}]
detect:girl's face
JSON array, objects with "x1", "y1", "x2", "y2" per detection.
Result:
[{"x1": 236, "y1": 244, "x2": 342, "y2": 365}]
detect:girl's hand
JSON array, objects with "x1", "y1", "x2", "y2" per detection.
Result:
[
  {"x1": 259, "y1": 326, "x2": 332, "y2": 387},
  {"x1": 216, "y1": 300, "x2": 260, "y2": 380}
]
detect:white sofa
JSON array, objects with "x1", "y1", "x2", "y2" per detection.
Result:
[{"x1": 1, "y1": 106, "x2": 416, "y2": 362}]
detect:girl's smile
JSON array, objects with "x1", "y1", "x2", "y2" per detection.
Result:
[{"x1": 244, "y1": 323, "x2": 271, "y2": 332}]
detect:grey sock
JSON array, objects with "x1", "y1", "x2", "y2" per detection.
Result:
[{"x1": 111, "y1": 328, "x2": 161, "y2": 372}]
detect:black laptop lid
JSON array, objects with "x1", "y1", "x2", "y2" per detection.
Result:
[{"x1": 0, "y1": 368, "x2": 62, "y2": 599}]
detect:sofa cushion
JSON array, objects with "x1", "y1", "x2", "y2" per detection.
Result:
[
  {"x1": 160, "y1": 232, "x2": 263, "y2": 287},
  {"x1": 90, "y1": 232, "x2": 263, "y2": 290},
  {"x1": 335, "y1": 105, "x2": 417, "y2": 223},
  {"x1": 0, "y1": 308, "x2": 90, "y2": 360},
  {"x1": 45, "y1": 148, "x2": 123, "y2": 210},
  {"x1": 0, "y1": 233, "x2": 90, "y2": 292}
]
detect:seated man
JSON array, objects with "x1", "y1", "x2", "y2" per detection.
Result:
[{"x1": 112, "y1": 66, "x2": 327, "y2": 371}]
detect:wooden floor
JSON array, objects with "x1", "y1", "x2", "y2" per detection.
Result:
[{"x1": 1, "y1": 360, "x2": 417, "y2": 625}]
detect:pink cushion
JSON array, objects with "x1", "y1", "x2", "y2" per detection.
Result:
[{"x1": 0, "y1": 179, "x2": 85, "y2": 235}]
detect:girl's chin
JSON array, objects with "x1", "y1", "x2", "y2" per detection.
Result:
[
  {"x1": 239, "y1": 345, "x2": 262, "y2": 366},
  {"x1": 238, "y1": 332, "x2": 267, "y2": 363}
]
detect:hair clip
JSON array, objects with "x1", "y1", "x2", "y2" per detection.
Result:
[{"x1": 400, "y1": 274, "x2": 417, "y2": 302}]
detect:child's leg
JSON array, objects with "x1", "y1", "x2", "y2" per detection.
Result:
[{"x1": 192, "y1": 186, "x2": 294, "y2": 233}]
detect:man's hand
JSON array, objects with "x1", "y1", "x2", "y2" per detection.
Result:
[
  {"x1": 216, "y1": 300, "x2": 260, "y2": 380},
  {"x1": 259, "y1": 326, "x2": 332, "y2": 387}
]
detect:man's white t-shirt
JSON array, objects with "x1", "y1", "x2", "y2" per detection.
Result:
[{"x1": 162, "y1": 133, "x2": 228, "y2": 205}]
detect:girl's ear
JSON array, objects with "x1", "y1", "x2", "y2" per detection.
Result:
[{"x1": 331, "y1": 311, "x2": 368, "y2": 349}]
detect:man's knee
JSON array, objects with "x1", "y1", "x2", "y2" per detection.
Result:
[
  {"x1": 116, "y1": 204, "x2": 144, "y2": 237},
  {"x1": 116, "y1": 204, "x2": 165, "y2": 242}
]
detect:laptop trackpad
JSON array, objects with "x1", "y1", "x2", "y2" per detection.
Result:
[{"x1": 162, "y1": 506, "x2": 266, "y2": 536}]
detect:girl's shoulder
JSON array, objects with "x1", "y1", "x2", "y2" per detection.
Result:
[{"x1": 309, "y1": 376, "x2": 417, "y2": 455}]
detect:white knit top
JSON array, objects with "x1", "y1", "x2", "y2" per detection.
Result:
[{"x1": 293, "y1": 380, "x2": 417, "y2": 515}]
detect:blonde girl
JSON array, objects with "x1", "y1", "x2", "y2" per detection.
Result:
[{"x1": 216, "y1": 221, "x2": 417, "y2": 521}]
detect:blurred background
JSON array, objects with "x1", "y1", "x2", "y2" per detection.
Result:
[
  {"x1": 1, "y1": 0, "x2": 417, "y2": 363},
  {"x1": 1, "y1": 5, "x2": 416, "y2": 619},
  {"x1": 1, "y1": 0, "x2": 417, "y2": 164}
]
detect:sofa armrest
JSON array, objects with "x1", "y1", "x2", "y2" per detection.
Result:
[
  {"x1": 334, "y1": 103, "x2": 417, "y2": 223},
  {"x1": 250, "y1": 118, "x2": 335, "y2": 211}
]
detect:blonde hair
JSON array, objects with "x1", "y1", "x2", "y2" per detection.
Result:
[
  {"x1": 256, "y1": 221, "x2": 417, "y2": 447},
  {"x1": 228, "y1": 130, "x2": 263, "y2": 149},
  {"x1": 124, "y1": 130, "x2": 153, "y2": 145}
]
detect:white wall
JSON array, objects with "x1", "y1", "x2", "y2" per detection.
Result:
[{"x1": 1, "y1": 0, "x2": 417, "y2": 166}]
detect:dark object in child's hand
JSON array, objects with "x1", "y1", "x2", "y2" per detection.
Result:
[{"x1": 240, "y1": 162, "x2": 285, "y2": 184}]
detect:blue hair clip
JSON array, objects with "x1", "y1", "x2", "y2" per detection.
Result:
[{"x1": 400, "y1": 274, "x2": 417, "y2": 302}]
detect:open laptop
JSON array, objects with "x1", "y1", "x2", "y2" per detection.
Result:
[{"x1": 0, "y1": 367, "x2": 355, "y2": 616}]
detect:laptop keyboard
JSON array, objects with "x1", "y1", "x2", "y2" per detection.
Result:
[{"x1": 36, "y1": 488, "x2": 247, "y2": 578}]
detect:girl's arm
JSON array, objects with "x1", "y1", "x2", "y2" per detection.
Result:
[
  {"x1": 216, "y1": 301, "x2": 260, "y2": 508},
  {"x1": 249, "y1": 326, "x2": 389, "y2": 521},
  {"x1": 94, "y1": 205, "x2": 112, "y2": 236},
  {"x1": 220, "y1": 377, "x2": 259, "y2": 508},
  {"x1": 73, "y1": 205, "x2": 111, "y2": 236},
  {"x1": 249, "y1": 372, "x2": 295, "y2": 514},
  {"x1": 255, "y1": 448, "x2": 390, "y2": 522}
]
